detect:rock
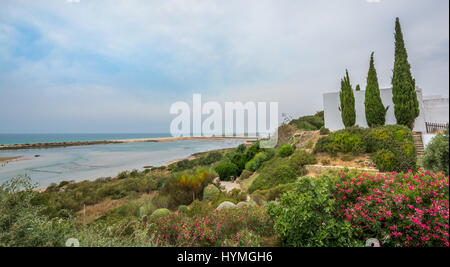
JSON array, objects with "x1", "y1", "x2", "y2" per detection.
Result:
[
  {"x1": 217, "y1": 201, "x2": 236, "y2": 210},
  {"x1": 365, "y1": 160, "x2": 376, "y2": 168},
  {"x1": 236, "y1": 202, "x2": 248, "y2": 208}
]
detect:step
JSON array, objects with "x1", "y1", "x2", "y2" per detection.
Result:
[{"x1": 412, "y1": 132, "x2": 425, "y2": 156}]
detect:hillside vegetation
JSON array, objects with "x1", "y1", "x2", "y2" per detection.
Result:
[{"x1": 1, "y1": 120, "x2": 448, "y2": 247}]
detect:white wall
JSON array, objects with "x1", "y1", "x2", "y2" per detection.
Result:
[
  {"x1": 422, "y1": 133, "x2": 437, "y2": 148},
  {"x1": 423, "y1": 98, "x2": 449, "y2": 124},
  {"x1": 324, "y1": 88, "x2": 430, "y2": 132}
]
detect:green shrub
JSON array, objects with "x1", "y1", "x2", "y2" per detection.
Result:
[
  {"x1": 117, "y1": 171, "x2": 129, "y2": 179},
  {"x1": 243, "y1": 142, "x2": 261, "y2": 162},
  {"x1": 161, "y1": 169, "x2": 215, "y2": 208},
  {"x1": 249, "y1": 165, "x2": 297, "y2": 193},
  {"x1": 186, "y1": 200, "x2": 212, "y2": 217},
  {"x1": 215, "y1": 163, "x2": 240, "y2": 181},
  {"x1": 267, "y1": 177, "x2": 361, "y2": 247},
  {"x1": 0, "y1": 176, "x2": 74, "y2": 247},
  {"x1": 168, "y1": 151, "x2": 223, "y2": 172},
  {"x1": 251, "y1": 183, "x2": 297, "y2": 202},
  {"x1": 151, "y1": 195, "x2": 171, "y2": 209},
  {"x1": 372, "y1": 149, "x2": 397, "y2": 172},
  {"x1": 320, "y1": 127, "x2": 331, "y2": 135},
  {"x1": 200, "y1": 151, "x2": 223, "y2": 165},
  {"x1": 288, "y1": 150, "x2": 317, "y2": 175},
  {"x1": 290, "y1": 115, "x2": 324, "y2": 131},
  {"x1": 305, "y1": 140, "x2": 314, "y2": 149},
  {"x1": 314, "y1": 125, "x2": 417, "y2": 172},
  {"x1": 278, "y1": 144, "x2": 294, "y2": 157},
  {"x1": 150, "y1": 208, "x2": 171, "y2": 220},
  {"x1": 203, "y1": 184, "x2": 220, "y2": 201},
  {"x1": 421, "y1": 129, "x2": 449, "y2": 175},
  {"x1": 263, "y1": 148, "x2": 276, "y2": 160},
  {"x1": 245, "y1": 152, "x2": 268, "y2": 172},
  {"x1": 236, "y1": 144, "x2": 247, "y2": 154}
]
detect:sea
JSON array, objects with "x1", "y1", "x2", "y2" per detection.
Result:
[{"x1": 0, "y1": 134, "x2": 246, "y2": 188}]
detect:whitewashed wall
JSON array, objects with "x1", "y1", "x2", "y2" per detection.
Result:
[
  {"x1": 423, "y1": 97, "x2": 449, "y2": 124},
  {"x1": 323, "y1": 88, "x2": 435, "y2": 132}
]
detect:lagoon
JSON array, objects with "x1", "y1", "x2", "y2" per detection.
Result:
[{"x1": 0, "y1": 139, "x2": 245, "y2": 188}]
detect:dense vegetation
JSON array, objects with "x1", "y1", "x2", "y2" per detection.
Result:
[
  {"x1": 421, "y1": 127, "x2": 449, "y2": 175},
  {"x1": 1, "y1": 120, "x2": 449, "y2": 247},
  {"x1": 289, "y1": 112, "x2": 324, "y2": 131},
  {"x1": 314, "y1": 125, "x2": 417, "y2": 172}
]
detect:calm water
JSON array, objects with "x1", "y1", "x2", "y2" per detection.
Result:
[
  {"x1": 0, "y1": 139, "x2": 245, "y2": 188},
  {"x1": 0, "y1": 133, "x2": 171, "y2": 145}
]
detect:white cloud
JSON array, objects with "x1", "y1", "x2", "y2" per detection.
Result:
[{"x1": 0, "y1": 0, "x2": 448, "y2": 132}]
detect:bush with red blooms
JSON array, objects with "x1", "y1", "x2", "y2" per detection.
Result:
[
  {"x1": 333, "y1": 169, "x2": 449, "y2": 247},
  {"x1": 148, "y1": 206, "x2": 273, "y2": 247}
]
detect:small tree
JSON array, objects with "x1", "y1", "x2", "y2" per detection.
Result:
[
  {"x1": 365, "y1": 52, "x2": 387, "y2": 127},
  {"x1": 339, "y1": 70, "x2": 356, "y2": 128},
  {"x1": 392, "y1": 17, "x2": 419, "y2": 129},
  {"x1": 421, "y1": 127, "x2": 449, "y2": 175},
  {"x1": 355, "y1": 84, "x2": 361, "y2": 91}
]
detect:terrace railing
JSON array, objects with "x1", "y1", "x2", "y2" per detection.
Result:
[{"x1": 425, "y1": 122, "x2": 449, "y2": 134}]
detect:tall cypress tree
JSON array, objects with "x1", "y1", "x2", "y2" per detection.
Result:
[
  {"x1": 339, "y1": 70, "x2": 356, "y2": 128},
  {"x1": 392, "y1": 17, "x2": 419, "y2": 129},
  {"x1": 365, "y1": 52, "x2": 387, "y2": 127}
]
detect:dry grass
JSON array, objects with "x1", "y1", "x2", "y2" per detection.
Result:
[
  {"x1": 76, "y1": 198, "x2": 126, "y2": 224},
  {"x1": 76, "y1": 192, "x2": 158, "y2": 224},
  {"x1": 239, "y1": 172, "x2": 259, "y2": 193},
  {"x1": 315, "y1": 153, "x2": 374, "y2": 169}
]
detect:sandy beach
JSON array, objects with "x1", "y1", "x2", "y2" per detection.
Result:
[
  {"x1": 0, "y1": 136, "x2": 258, "y2": 151},
  {"x1": 0, "y1": 156, "x2": 22, "y2": 164}
]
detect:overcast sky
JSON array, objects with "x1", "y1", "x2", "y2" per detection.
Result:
[{"x1": 0, "y1": 0, "x2": 448, "y2": 133}]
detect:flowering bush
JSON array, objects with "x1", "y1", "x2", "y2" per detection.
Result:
[
  {"x1": 221, "y1": 228, "x2": 261, "y2": 247},
  {"x1": 268, "y1": 177, "x2": 362, "y2": 247},
  {"x1": 148, "y1": 206, "x2": 273, "y2": 247},
  {"x1": 334, "y1": 169, "x2": 449, "y2": 247}
]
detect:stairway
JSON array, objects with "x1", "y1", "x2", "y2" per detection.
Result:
[{"x1": 413, "y1": 132, "x2": 424, "y2": 156}]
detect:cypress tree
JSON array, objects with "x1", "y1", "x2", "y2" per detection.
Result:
[
  {"x1": 339, "y1": 70, "x2": 356, "y2": 128},
  {"x1": 365, "y1": 52, "x2": 387, "y2": 127},
  {"x1": 392, "y1": 17, "x2": 419, "y2": 129}
]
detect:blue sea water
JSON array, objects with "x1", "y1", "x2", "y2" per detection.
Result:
[
  {"x1": 0, "y1": 133, "x2": 171, "y2": 145},
  {"x1": 0, "y1": 137, "x2": 245, "y2": 188}
]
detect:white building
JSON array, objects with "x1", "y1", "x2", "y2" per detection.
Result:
[{"x1": 323, "y1": 88, "x2": 449, "y2": 138}]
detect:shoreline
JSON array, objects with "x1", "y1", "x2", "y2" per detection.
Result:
[
  {"x1": 0, "y1": 136, "x2": 258, "y2": 151},
  {"x1": 32, "y1": 144, "x2": 241, "y2": 193}
]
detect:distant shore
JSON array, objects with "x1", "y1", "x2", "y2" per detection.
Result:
[{"x1": 0, "y1": 136, "x2": 258, "y2": 151}]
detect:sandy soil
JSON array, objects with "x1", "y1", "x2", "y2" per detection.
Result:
[{"x1": 0, "y1": 156, "x2": 23, "y2": 164}]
